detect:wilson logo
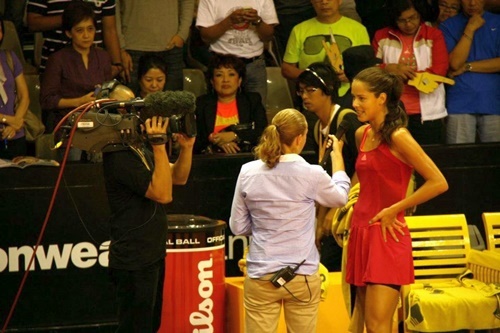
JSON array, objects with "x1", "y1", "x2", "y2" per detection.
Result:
[{"x1": 189, "y1": 258, "x2": 214, "y2": 333}]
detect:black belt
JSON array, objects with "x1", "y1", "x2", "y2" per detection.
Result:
[
  {"x1": 238, "y1": 55, "x2": 263, "y2": 64},
  {"x1": 209, "y1": 52, "x2": 263, "y2": 65}
]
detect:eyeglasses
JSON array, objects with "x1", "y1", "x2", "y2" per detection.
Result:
[
  {"x1": 296, "y1": 87, "x2": 320, "y2": 97},
  {"x1": 396, "y1": 13, "x2": 420, "y2": 25},
  {"x1": 438, "y1": 2, "x2": 460, "y2": 12},
  {"x1": 311, "y1": 0, "x2": 332, "y2": 3}
]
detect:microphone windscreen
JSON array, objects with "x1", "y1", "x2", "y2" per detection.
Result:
[
  {"x1": 143, "y1": 91, "x2": 196, "y2": 118},
  {"x1": 165, "y1": 91, "x2": 196, "y2": 115},
  {"x1": 319, "y1": 119, "x2": 351, "y2": 169},
  {"x1": 336, "y1": 119, "x2": 351, "y2": 140}
]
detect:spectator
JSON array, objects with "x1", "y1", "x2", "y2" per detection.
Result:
[
  {"x1": 186, "y1": 0, "x2": 211, "y2": 70},
  {"x1": 299, "y1": 63, "x2": 362, "y2": 183},
  {"x1": 439, "y1": 0, "x2": 500, "y2": 143},
  {"x1": 27, "y1": 0, "x2": 123, "y2": 77},
  {"x1": 0, "y1": 18, "x2": 30, "y2": 159},
  {"x1": 115, "y1": 0, "x2": 194, "y2": 92},
  {"x1": 296, "y1": 62, "x2": 363, "y2": 272},
  {"x1": 339, "y1": 44, "x2": 384, "y2": 110},
  {"x1": 347, "y1": 66, "x2": 448, "y2": 333},
  {"x1": 355, "y1": 0, "x2": 391, "y2": 39},
  {"x1": 136, "y1": 54, "x2": 167, "y2": 99},
  {"x1": 229, "y1": 108, "x2": 350, "y2": 333},
  {"x1": 40, "y1": 2, "x2": 113, "y2": 160},
  {"x1": 194, "y1": 54, "x2": 268, "y2": 154},
  {"x1": 340, "y1": 0, "x2": 362, "y2": 22},
  {"x1": 281, "y1": 0, "x2": 370, "y2": 109},
  {"x1": 485, "y1": 0, "x2": 500, "y2": 12},
  {"x1": 272, "y1": 0, "x2": 316, "y2": 61},
  {"x1": 3, "y1": 0, "x2": 27, "y2": 44},
  {"x1": 373, "y1": 0, "x2": 449, "y2": 145},
  {"x1": 433, "y1": 0, "x2": 461, "y2": 26},
  {"x1": 273, "y1": 0, "x2": 361, "y2": 62},
  {"x1": 196, "y1": 0, "x2": 279, "y2": 105}
]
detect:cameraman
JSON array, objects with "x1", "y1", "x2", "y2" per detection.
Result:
[{"x1": 102, "y1": 109, "x2": 195, "y2": 332}]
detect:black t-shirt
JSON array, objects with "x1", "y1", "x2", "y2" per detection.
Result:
[
  {"x1": 305, "y1": 108, "x2": 363, "y2": 178},
  {"x1": 103, "y1": 148, "x2": 167, "y2": 270}
]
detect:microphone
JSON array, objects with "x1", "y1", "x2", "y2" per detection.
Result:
[
  {"x1": 143, "y1": 91, "x2": 196, "y2": 118},
  {"x1": 320, "y1": 120, "x2": 350, "y2": 170},
  {"x1": 142, "y1": 91, "x2": 197, "y2": 137},
  {"x1": 97, "y1": 91, "x2": 196, "y2": 118},
  {"x1": 97, "y1": 97, "x2": 145, "y2": 109}
]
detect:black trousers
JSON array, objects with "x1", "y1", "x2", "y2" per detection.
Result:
[
  {"x1": 320, "y1": 235, "x2": 342, "y2": 272},
  {"x1": 109, "y1": 259, "x2": 165, "y2": 333},
  {"x1": 0, "y1": 136, "x2": 26, "y2": 159},
  {"x1": 407, "y1": 115, "x2": 445, "y2": 145}
]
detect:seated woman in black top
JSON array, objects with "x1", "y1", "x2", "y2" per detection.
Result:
[
  {"x1": 136, "y1": 54, "x2": 167, "y2": 98},
  {"x1": 194, "y1": 54, "x2": 268, "y2": 154}
]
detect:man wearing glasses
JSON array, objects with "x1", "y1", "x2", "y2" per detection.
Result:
[{"x1": 281, "y1": 0, "x2": 369, "y2": 109}]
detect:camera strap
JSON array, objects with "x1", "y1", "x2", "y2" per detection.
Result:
[{"x1": 148, "y1": 133, "x2": 168, "y2": 145}]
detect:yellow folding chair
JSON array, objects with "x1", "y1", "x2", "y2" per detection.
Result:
[{"x1": 483, "y1": 212, "x2": 500, "y2": 251}]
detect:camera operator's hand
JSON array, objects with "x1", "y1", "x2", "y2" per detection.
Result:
[
  {"x1": 173, "y1": 133, "x2": 196, "y2": 150},
  {"x1": 144, "y1": 116, "x2": 168, "y2": 135}
]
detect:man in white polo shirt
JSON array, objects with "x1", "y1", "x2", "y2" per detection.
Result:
[{"x1": 196, "y1": 0, "x2": 279, "y2": 105}]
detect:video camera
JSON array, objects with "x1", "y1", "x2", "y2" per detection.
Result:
[{"x1": 66, "y1": 91, "x2": 197, "y2": 153}]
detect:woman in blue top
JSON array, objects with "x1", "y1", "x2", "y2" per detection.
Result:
[
  {"x1": 0, "y1": 18, "x2": 30, "y2": 159},
  {"x1": 229, "y1": 108, "x2": 350, "y2": 332}
]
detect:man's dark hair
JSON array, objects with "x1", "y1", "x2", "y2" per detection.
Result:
[{"x1": 297, "y1": 62, "x2": 340, "y2": 102}]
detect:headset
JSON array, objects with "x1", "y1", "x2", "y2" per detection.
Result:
[{"x1": 304, "y1": 64, "x2": 340, "y2": 97}]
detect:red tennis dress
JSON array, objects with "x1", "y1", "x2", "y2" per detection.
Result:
[{"x1": 346, "y1": 126, "x2": 415, "y2": 286}]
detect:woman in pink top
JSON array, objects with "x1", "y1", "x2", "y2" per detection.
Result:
[{"x1": 346, "y1": 67, "x2": 448, "y2": 333}]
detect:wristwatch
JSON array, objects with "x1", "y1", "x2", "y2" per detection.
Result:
[
  {"x1": 252, "y1": 17, "x2": 262, "y2": 26},
  {"x1": 465, "y1": 62, "x2": 472, "y2": 72}
]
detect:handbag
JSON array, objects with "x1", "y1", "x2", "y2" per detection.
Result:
[
  {"x1": 5, "y1": 50, "x2": 45, "y2": 141},
  {"x1": 205, "y1": 123, "x2": 255, "y2": 154},
  {"x1": 23, "y1": 109, "x2": 45, "y2": 141}
]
